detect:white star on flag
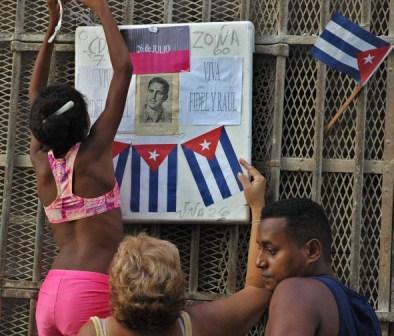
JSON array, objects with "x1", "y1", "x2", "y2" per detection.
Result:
[
  {"x1": 200, "y1": 139, "x2": 211, "y2": 151},
  {"x1": 364, "y1": 54, "x2": 375, "y2": 64},
  {"x1": 149, "y1": 150, "x2": 160, "y2": 161}
]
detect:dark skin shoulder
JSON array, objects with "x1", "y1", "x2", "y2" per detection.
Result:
[{"x1": 264, "y1": 277, "x2": 339, "y2": 336}]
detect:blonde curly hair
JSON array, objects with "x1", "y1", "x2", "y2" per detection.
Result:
[{"x1": 109, "y1": 233, "x2": 185, "y2": 335}]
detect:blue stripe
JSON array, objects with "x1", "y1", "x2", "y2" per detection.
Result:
[
  {"x1": 149, "y1": 169, "x2": 158, "y2": 212},
  {"x1": 167, "y1": 147, "x2": 177, "y2": 212},
  {"x1": 219, "y1": 128, "x2": 243, "y2": 191},
  {"x1": 310, "y1": 46, "x2": 360, "y2": 81},
  {"x1": 332, "y1": 12, "x2": 388, "y2": 48},
  {"x1": 130, "y1": 148, "x2": 140, "y2": 212},
  {"x1": 114, "y1": 146, "x2": 130, "y2": 186},
  {"x1": 321, "y1": 29, "x2": 362, "y2": 56},
  {"x1": 182, "y1": 146, "x2": 214, "y2": 206},
  {"x1": 208, "y1": 156, "x2": 231, "y2": 199}
]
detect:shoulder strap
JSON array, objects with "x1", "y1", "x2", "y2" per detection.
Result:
[
  {"x1": 90, "y1": 316, "x2": 106, "y2": 336},
  {"x1": 64, "y1": 142, "x2": 81, "y2": 169},
  {"x1": 312, "y1": 276, "x2": 381, "y2": 336},
  {"x1": 47, "y1": 142, "x2": 81, "y2": 195},
  {"x1": 180, "y1": 311, "x2": 192, "y2": 336}
]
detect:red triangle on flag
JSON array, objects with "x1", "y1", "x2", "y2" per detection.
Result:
[
  {"x1": 133, "y1": 144, "x2": 176, "y2": 171},
  {"x1": 181, "y1": 126, "x2": 223, "y2": 160},
  {"x1": 357, "y1": 45, "x2": 393, "y2": 85},
  {"x1": 112, "y1": 141, "x2": 130, "y2": 158}
]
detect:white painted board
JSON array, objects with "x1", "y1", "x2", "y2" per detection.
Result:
[{"x1": 75, "y1": 22, "x2": 254, "y2": 223}]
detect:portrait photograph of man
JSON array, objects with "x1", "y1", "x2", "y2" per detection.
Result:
[
  {"x1": 136, "y1": 74, "x2": 179, "y2": 135},
  {"x1": 142, "y1": 77, "x2": 171, "y2": 123}
]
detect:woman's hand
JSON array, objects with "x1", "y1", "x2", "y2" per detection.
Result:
[{"x1": 238, "y1": 159, "x2": 266, "y2": 212}]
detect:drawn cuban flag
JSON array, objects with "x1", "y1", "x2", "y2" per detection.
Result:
[
  {"x1": 310, "y1": 12, "x2": 393, "y2": 85},
  {"x1": 112, "y1": 140, "x2": 131, "y2": 187},
  {"x1": 130, "y1": 144, "x2": 177, "y2": 212},
  {"x1": 181, "y1": 126, "x2": 243, "y2": 207}
]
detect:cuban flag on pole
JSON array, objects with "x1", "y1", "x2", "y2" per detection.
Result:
[
  {"x1": 181, "y1": 126, "x2": 243, "y2": 207},
  {"x1": 130, "y1": 144, "x2": 177, "y2": 212},
  {"x1": 112, "y1": 141, "x2": 131, "y2": 187},
  {"x1": 310, "y1": 12, "x2": 393, "y2": 85}
]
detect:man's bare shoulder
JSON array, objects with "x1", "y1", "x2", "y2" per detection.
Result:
[
  {"x1": 265, "y1": 277, "x2": 339, "y2": 335},
  {"x1": 271, "y1": 277, "x2": 333, "y2": 305}
]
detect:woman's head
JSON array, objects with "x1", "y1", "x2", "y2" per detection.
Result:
[
  {"x1": 110, "y1": 233, "x2": 185, "y2": 335},
  {"x1": 30, "y1": 84, "x2": 90, "y2": 155}
]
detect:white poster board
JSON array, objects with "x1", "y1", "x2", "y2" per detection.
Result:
[{"x1": 75, "y1": 22, "x2": 254, "y2": 223}]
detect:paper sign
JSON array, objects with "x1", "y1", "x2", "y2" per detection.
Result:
[
  {"x1": 76, "y1": 66, "x2": 136, "y2": 133},
  {"x1": 120, "y1": 26, "x2": 190, "y2": 74},
  {"x1": 180, "y1": 57, "x2": 243, "y2": 125}
]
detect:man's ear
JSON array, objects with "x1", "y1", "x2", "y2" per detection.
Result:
[{"x1": 303, "y1": 239, "x2": 321, "y2": 263}]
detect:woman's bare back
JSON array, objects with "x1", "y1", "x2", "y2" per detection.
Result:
[{"x1": 32, "y1": 140, "x2": 124, "y2": 273}]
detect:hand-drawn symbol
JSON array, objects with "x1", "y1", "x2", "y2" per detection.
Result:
[{"x1": 83, "y1": 36, "x2": 107, "y2": 66}]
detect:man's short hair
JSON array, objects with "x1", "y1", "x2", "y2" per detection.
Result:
[
  {"x1": 148, "y1": 77, "x2": 170, "y2": 96},
  {"x1": 261, "y1": 198, "x2": 332, "y2": 262}
]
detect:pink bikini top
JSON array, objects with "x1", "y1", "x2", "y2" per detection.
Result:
[{"x1": 44, "y1": 142, "x2": 121, "y2": 224}]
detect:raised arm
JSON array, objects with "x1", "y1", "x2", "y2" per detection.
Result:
[
  {"x1": 187, "y1": 160, "x2": 270, "y2": 336},
  {"x1": 79, "y1": 0, "x2": 132, "y2": 147},
  {"x1": 28, "y1": 0, "x2": 62, "y2": 103},
  {"x1": 238, "y1": 159, "x2": 266, "y2": 288},
  {"x1": 29, "y1": 0, "x2": 68, "y2": 157}
]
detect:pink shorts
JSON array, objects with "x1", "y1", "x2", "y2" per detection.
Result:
[{"x1": 36, "y1": 269, "x2": 111, "y2": 336}]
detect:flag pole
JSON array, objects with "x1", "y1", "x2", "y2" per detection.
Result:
[{"x1": 324, "y1": 84, "x2": 363, "y2": 134}]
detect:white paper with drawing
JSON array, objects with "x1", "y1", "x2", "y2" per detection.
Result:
[{"x1": 75, "y1": 22, "x2": 254, "y2": 223}]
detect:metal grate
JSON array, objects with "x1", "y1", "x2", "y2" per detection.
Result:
[
  {"x1": 360, "y1": 174, "x2": 382, "y2": 309},
  {"x1": 370, "y1": 0, "x2": 389, "y2": 36},
  {"x1": 53, "y1": 52, "x2": 75, "y2": 86},
  {"x1": 323, "y1": 70, "x2": 357, "y2": 159},
  {"x1": 197, "y1": 225, "x2": 232, "y2": 294},
  {"x1": 5, "y1": 168, "x2": 38, "y2": 280},
  {"x1": 365, "y1": 63, "x2": 387, "y2": 161},
  {"x1": 210, "y1": 0, "x2": 241, "y2": 22},
  {"x1": 251, "y1": 0, "x2": 279, "y2": 36},
  {"x1": 282, "y1": 46, "x2": 317, "y2": 158},
  {"x1": 252, "y1": 55, "x2": 275, "y2": 165},
  {"x1": 236, "y1": 225, "x2": 250, "y2": 290},
  {"x1": 172, "y1": 0, "x2": 203, "y2": 23},
  {"x1": 0, "y1": 1, "x2": 16, "y2": 35},
  {"x1": 321, "y1": 172, "x2": 354, "y2": 285},
  {"x1": 22, "y1": 0, "x2": 125, "y2": 35},
  {"x1": 0, "y1": 299, "x2": 30, "y2": 336},
  {"x1": 159, "y1": 224, "x2": 193, "y2": 286},
  {"x1": 16, "y1": 52, "x2": 36, "y2": 156},
  {"x1": 248, "y1": 320, "x2": 266, "y2": 336},
  {"x1": 0, "y1": 43, "x2": 12, "y2": 154},
  {"x1": 22, "y1": 1, "x2": 51, "y2": 35},
  {"x1": 131, "y1": 0, "x2": 165, "y2": 24},
  {"x1": 287, "y1": 0, "x2": 321, "y2": 36},
  {"x1": 279, "y1": 171, "x2": 313, "y2": 199},
  {"x1": 0, "y1": 167, "x2": 4, "y2": 210},
  {"x1": 329, "y1": 0, "x2": 362, "y2": 23}
]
